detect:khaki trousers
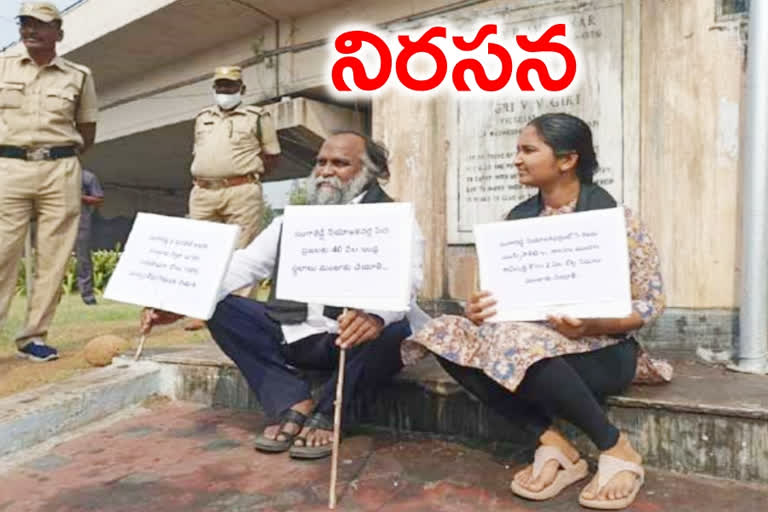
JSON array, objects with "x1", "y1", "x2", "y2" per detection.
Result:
[
  {"x1": 189, "y1": 181, "x2": 264, "y2": 299},
  {"x1": 188, "y1": 181, "x2": 264, "y2": 249},
  {"x1": 0, "y1": 157, "x2": 81, "y2": 347}
]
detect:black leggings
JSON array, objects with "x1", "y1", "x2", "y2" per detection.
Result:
[{"x1": 437, "y1": 339, "x2": 638, "y2": 451}]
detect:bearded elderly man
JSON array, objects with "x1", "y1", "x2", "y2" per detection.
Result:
[{"x1": 142, "y1": 131, "x2": 426, "y2": 459}]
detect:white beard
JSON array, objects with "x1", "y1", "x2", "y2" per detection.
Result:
[{"x1": 306, "y1": 168, "x2": 374, "y2": 205}]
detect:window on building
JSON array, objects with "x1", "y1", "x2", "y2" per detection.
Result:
[{"x1": 719, "y1": 0, "x2": 749, "y2": 17}]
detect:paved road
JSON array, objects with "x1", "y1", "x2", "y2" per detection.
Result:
[{"x1": 0, "y1": 403, "x2": 765, "y2": 511}]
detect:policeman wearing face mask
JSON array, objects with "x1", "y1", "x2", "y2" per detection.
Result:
[
  {"x1": 190, "y1": 66, "x2": 281, "y2": 248},
  {"x1": 185, "y1": 66, "x2": 281, "y2": 329}
]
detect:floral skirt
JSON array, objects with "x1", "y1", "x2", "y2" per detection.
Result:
[{"x1": 401, "y1": 315, "x2": 673, "y2": 393}]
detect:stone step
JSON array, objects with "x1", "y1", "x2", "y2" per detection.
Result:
[
  {"x1": 151, "y1": 344, "x2": 768, "y2": 485},
  {"x1": 0, "y1": 360, "x2": 166, "y2": 458}
]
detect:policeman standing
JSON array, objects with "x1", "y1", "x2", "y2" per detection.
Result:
[
  {"x1": 185, "y1": 65, "x2": 281, "y2": 330},
  {"x1": 77, "y1": 169, "x2": 104, "y2": 305},
  {"x1": 0, "y1": 2, "x2": 98, "y2": 362}
]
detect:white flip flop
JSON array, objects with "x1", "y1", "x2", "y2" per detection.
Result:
[
  {"x1": 511, "y1": 445, "x2": 589, "y2": 501},
  {"x1": 578, "y1": 454, "x2": 645, "y2": 510}
]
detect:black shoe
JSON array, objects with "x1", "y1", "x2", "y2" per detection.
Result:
[{"x1": 82, "y1": 296, "x2": 97, "y2": 305}]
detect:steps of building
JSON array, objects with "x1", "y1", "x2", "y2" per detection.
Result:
[{"x1": 149, "y1": 343, "x2": 768, "y2": 485}]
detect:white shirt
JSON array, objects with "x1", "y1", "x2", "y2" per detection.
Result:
[{"x1": 217, "y1": 195, "x2": 426, "y2": 343}]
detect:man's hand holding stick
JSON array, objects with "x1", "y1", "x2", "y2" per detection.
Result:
[{"x1": 137, "y1": 308, "x2": 183, "y2": 360}]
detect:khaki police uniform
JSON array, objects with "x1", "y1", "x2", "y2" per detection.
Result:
[
  {"x1": 189, "y1": 66, "x2": 280, "y2": 249},
  {"x1": 0, "y1": 4, "x2": 98, "y2": 348}
]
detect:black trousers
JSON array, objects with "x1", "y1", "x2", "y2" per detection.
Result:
[
  {"x1": 206, "y1": 295, "x2": 409, "y2": 421},
  {"x1": 436, "y1": 339, "x2": 638, "y2": 451}
]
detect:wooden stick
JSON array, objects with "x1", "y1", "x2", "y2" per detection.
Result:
[
  {"x1": 329, "y1": 348, "x2": 346, "y2": 508},
  {"x1": 133, "y1": 334, "x2": 147, "y2": 361},
  {"x1": 134, "y1": 308, "x2": 153, "y2": 361},
  {"x1": 329, "y1": 310, "x2": 349, "y2": 509}
]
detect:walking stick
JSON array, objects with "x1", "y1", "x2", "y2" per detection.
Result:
[
  {"x1": 329, "y1": 347, "x2": 346, "y2": 509},
  {"x1": 134, "y1": 308, "x2": 153, "y2": 361},
  {"x1": 133, "y1": 334, "x2": 148, "y2": 361},
  {"x1": 329, "y1": 308, "x2": 349, "y2": 509}
]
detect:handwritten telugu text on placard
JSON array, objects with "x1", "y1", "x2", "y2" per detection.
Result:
[
  {"x1": 104, "y1": 213, "x2": 239, "y2": 319},
  {"x1": 473, "y1": 207, "x2": 631, "y2": 321},
  {"x1": 276, "y1": 203, "x2": 414, "y2": 311}
]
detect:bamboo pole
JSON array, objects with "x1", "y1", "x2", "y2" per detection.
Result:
[
  {"x1": 135, "y1": 308, "x2": 154, "y2": 361},
  {"x1": 133, "y1": 334, "x2": 147, "y2": 361},
  {"x1": 329, "y1": 347, "x2": 346, "y2": 509},
  {"x1": 329, "y1": 307, "x2": 352, "y2": 509}
]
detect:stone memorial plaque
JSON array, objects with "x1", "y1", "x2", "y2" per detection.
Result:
[{"x1": 448, "y1": 3, "x2": 629, "y2": 243}]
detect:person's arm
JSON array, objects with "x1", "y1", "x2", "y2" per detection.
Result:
[
  {"x1": 81, "y1": 171, "x2": 105, "y2": 207},
  {"x1": 623, "y1": 206, "x2": 666, "y2": 325},
  {"x1": 546, "y1": 313, "x2": 644, "y2": 339},
  {"x1": 140, "y1": 308, "x2": 183, "y2": 335},
  {"x1": 548, "y1": 207, "x2": 666, "y2": 339},
  {"x1": 76, "y1": 73, "x2": 99, "y2": 153},
  {"x1": 337, "y1": 310, "x2": 384, "y2": 349},
  {"x1": 76, "y1": 123, "x2": 96, "y2": 152},
  {"x1": 257, "y1": 112, "x2": 281, "y2": 175},
  {"x1": 81, "y1": 195, "x2": 104, "y2": 206},
  {"x1": 262, "y1": 153, "x2": 280, "y2": 174},
  {"x1": 215, "y1": 216, "x2": 282, "y2": 301},
  {"x1": 466, "y1": 290, "x2": 497, "y2": 325}
]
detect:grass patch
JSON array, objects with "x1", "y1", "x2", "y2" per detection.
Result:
[{"x1": 0, "y1": 294, "x2": 210, "y2": 398}]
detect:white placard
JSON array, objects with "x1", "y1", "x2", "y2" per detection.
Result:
[
  {"x1": 104, "y1": 213, "x2": 240, "y2": 320},
  {"x1": 276, "y1": 203, "x2": 414, "y2": 311},
  {"x1": 473, "y1": 207, "x2": 631, "y2": 321}
]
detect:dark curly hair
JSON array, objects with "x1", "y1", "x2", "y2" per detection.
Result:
[{"x1": 527, "y1": 113, "x2": 598, "y2": 184}]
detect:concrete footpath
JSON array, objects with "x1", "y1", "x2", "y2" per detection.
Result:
[{"x1": 0, "y1": 402, "x2": 764, "y2": 512}]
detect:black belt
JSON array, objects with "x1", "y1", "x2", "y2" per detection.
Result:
[{"x1": 0, "y1": 145, "x2": 78, "y2": 161}]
